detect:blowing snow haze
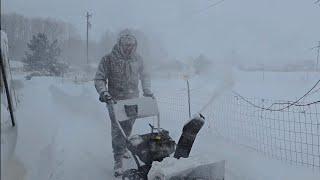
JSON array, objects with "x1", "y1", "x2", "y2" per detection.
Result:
[
  {"x1": 2, "y1": 0, "x2": 320, "y2": 65},
  {"x1": 2, "y1": 1, "x2": 320, "y2": 180}
]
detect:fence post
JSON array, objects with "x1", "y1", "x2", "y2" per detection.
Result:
[
  {"x1": 187, "y1": 79, "x2": 191, "y2": 118},
  {"x1": 183, "y1": 74, "x2": 191, "y2": 118}
]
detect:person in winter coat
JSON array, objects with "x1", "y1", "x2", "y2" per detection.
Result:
[{"x1": 94, "y1": 29, "x2": 154, "y2": 177}]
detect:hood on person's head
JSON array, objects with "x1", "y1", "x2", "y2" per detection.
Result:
[{"x1": 116, "y1": 29, "x2": 138, "y2": 58}]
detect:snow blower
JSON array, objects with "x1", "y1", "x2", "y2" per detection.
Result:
[{"x1": 106, "y1": 97, "x2": 225, "y2": 180}]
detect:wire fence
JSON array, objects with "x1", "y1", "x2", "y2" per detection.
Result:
[
  {"x1": 156, "y1": 81, "x2": 320, "y2": 171},
  {"x1": 57, "y1": 73, "x2": 320, "y2": 170},
  {"x1": 207, "y1": 94, "x2": 320, "y2": 170}
]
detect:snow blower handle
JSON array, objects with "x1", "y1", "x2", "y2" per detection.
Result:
[
  {"x1": 105, "y1": 97, "x2": 161, "y2": 138},
  {"x1": 106, "y1": 104, "x2": 127, "y2": 140},
  {"x1": 109, "y1": 97, "x2": 161, "y2": 131},
  {"x1": 106, "y1": 103, "x2": 142, "y2": 168}
]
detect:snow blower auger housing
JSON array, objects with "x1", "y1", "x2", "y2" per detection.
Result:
[
  {"x1": 107, "y1": 97, "x2": 211, "y2": 180},
  {"x1": 127, "y1": 128, "x2": 176, "y2": 165}
]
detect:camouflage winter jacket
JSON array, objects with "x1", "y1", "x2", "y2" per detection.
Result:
[{"x1": 94, "y1": 44, "x2": 151, "y2": 100}]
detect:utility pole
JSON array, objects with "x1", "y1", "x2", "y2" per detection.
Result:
[
  {"x1": 310, "y1": 41, "x2": 320, "y2": 71},
  {"x1": 86, "y1": 12, "x2": 92, "y2": 65},
  {"x1": 262, "y1": 63, "x2": 265, "y2": 81},
  {"x1": 317, "y1": 41, "x2": 320, "y2": 70}
]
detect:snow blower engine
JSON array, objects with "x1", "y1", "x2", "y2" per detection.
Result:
[{"x1": 107, "y1": 97, "x2": 205, "y2": 180}]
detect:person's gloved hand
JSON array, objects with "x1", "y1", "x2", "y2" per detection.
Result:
[
  {"x1": 99, "y1": 91, "x2": 116, "y2": 104},
  {"x1": 143, "y1": 90, "x2": 155, "y2": 99}
]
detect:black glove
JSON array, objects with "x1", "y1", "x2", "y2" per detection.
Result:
[
  {"x1": 99, "y1": 92, "x2": 116, "y2": 104},
  {"x1": 143, "y1": 91, "x2": 155, "y2": 99}
]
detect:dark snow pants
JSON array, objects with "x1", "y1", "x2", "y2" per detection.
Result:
[{"x1": 107, "y1": 104, "x2": 135, "y2": 160}]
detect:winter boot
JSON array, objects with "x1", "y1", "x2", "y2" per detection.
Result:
[{"x1": 114, "y1": 156, "x2": 124, "y2": 177}]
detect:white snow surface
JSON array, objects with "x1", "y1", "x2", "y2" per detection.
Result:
[
  {"x1": 148, "y1": 156, "x2": 225, "y2": 179},
  {"x1": 1, "y1": 69, "x2": 320, "y2": 180}
]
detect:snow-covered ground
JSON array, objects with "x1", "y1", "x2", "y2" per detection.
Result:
[{"x1": 2, "y1": 69, "x2": 320, "y2": 180}]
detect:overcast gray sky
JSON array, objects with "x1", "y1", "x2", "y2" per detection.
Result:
[{"x1": 2, "y1": 0, "x2": 320, "y2": 64}]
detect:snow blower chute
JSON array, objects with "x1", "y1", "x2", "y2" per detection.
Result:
[{"x1": 107, "y1": 97, "x2": 225, "y2": 180}]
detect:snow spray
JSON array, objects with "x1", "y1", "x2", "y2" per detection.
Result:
[{"x1": 199, "y1": 65, "x2": 235, "y2": 113}]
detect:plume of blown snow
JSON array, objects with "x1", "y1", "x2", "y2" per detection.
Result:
[{"x1": 199, "y1": 63, "x2": 235, "y2": 113}]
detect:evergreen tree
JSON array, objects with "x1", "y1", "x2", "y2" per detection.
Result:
[{"x1": 23, "y1": 33, "x2": 68, "y2": 76}]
